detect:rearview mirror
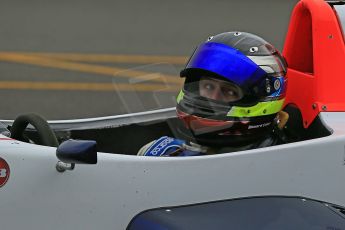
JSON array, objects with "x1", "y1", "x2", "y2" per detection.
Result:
[{"x1": 56, "y1": 140, "x2": 97, "y2": 172}]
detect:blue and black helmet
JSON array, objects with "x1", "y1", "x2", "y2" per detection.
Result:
[{"x1": 176, "y1": 32, "x2": 287, "y2": 146}]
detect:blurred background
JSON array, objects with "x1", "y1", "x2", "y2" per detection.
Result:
[{"x1": 0, "y1": 0, "x2": 298, "y2": 120}]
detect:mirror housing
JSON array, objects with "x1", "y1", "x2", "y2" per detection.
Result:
[{"x1": 56, "y1": 139, "x2": 97, "y2": 164}]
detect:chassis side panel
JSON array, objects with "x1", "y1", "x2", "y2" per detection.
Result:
[{"x1": 0, "y1": 117, "x2": 344, "y2": 230}]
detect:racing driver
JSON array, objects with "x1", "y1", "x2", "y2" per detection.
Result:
[{"x1": 138, "y1": 32, "x2": 289, "y2": 156}]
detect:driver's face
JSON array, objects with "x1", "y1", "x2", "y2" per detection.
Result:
[{"x1": 199, "y1": 77, "x2": 242, "y2": 103}]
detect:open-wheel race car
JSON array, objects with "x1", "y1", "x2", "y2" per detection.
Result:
[{"x1": 1, "y1": 0, "x2": 345, "y2": 229}]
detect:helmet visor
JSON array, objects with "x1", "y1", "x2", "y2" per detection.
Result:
[{"x1": 181, "y1": 42, "x2": 267, "y2": 88}]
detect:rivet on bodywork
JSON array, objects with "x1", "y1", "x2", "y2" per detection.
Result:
[{"x1": 322, "y1": 105, "x2": 327, "y2": 111}]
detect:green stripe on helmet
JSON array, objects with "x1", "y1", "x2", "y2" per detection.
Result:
[
  {"x1": 176, "y1": 90, "x2": 184, "y2": 103},
  {"x1": 227, "y1": 99, "x2": 284, "y2": 117}
]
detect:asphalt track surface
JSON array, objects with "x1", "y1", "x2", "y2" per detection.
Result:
[{"x1": 0, "y1": 0, "x2": 298, "y2": 120}]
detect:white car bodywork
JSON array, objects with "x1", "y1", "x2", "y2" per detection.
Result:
[{"x1": 0, "y1": 110, "x2": 344, "y2": 230}]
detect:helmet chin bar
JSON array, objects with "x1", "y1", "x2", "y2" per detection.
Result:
[
  {"x1": 176, "y1": 123, "x2": 272, "y2": 147},
  {"x1": 176, "y1": 108, "x2": 274, "y2": 147}
]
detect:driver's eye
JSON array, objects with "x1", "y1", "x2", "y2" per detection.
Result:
[
  {"x1": 222, "y1": 88, "x2": 237, "y2": 96},
  {"x1": 204, "y1": 83, "x2": 214, "y2": 91}
]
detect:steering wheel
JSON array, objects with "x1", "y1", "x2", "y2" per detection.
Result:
[{"x1": 10, "y1": 113, "x2": 59, "y2": 147}]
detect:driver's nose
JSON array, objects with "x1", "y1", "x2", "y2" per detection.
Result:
[{"x1": 208, "y1": 88, "x2": 224, "y2": 101}]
